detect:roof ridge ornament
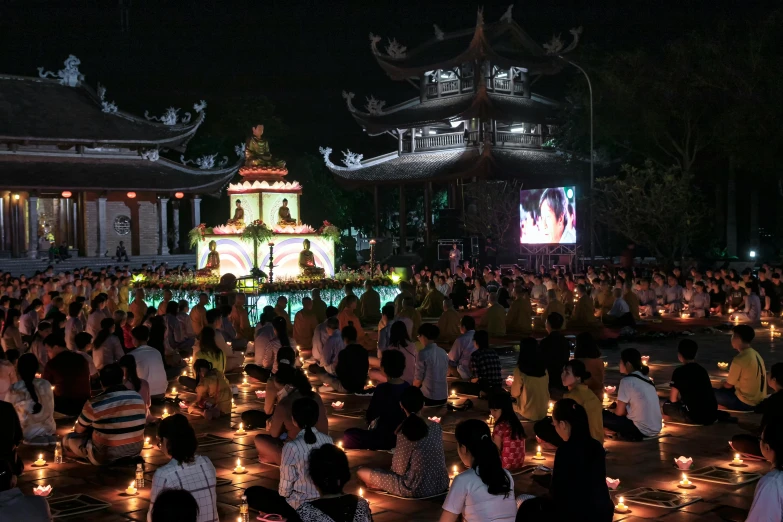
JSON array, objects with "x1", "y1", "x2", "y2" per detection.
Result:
[
  {"x1": 434, "y1": 24, "x2": 445, "y2": 41},
  {"x1": 477, "y1": 6, "x2": 485, "y2": 26},
  {"x1": 385, "y1": 38, "x2": 407, "y2": 60},
  {"x1": 144, "y1": 107, "x2": 192, "y2": 126},
  {"x1": 140, "y1": 149, "x2": 160, "y2": 162},
  {"x1": 342, "y1": 91, "x2": 357, "y2": 112},
  {"x1": 364, "y1": 96, "x2": 386, "y2": 115},
  {"x1": 318, "y1": 147, "x2": 336, "y2": 169},
  {"x1": 37, "y1": 55, "x2": 84, "y2": 87},
  {"x1": 193, "y1": 100, "x2": 207, "y2": 114},
  {"x1": 96, "y1": 83, "x2": 118, "y2": 113},
  {"x1": 500, "y1": 4, "x2": 514, "y2": 23},
  {"x1": 543, "y1": 26, "x2": 583, "y2": 55},
  {"x1": 369, "y1": 33, "x2": 382, "y2": 55},
  {"x1": 180, "y1": 153, "x2": 229, "y2": 170},
  {"x1": 341, "y1": 150, "x2": 364, "y2": 169},
  {"x1": 234, "y1": 143, "x2": 246, "y2": 158}
]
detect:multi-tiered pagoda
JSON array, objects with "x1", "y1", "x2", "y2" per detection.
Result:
[
  {"x1": 0, "y1": 55, "x2": 240, "y2": 259},
  {"x1": 320, "y1": 6, "x2": 585, "y2": 247}
]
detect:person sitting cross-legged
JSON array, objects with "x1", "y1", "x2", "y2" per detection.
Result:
[
  {"x1": 506, "y1": 286, "x2": 533, "y2": 335},
  {"x1": 245, "y1": 397, "x2": 333, "y2": 519},
  {"x1": 417, "y1": 281, "x2": 445, "y2": 318},
  {"x1": 732, "y1": 362, "x2": 783, "y2": 458},
  {"x1": 489, "y1": 391, "x2": 526, "y2": 470},
  {"x1": 602, "y1": 349, "x2": 662, "y2": 441},
  {"x1": 744, "y1": 417, "x2": 783, "y2": 522},
  {"x1": 319, "y1": 325, "x2": 370, "y2": 394},
  {"x1": 369, "y1": 321, "x2": 416, "y2": 385},
  {"x1": 356, "y1": 386, "x2": 449, "y2": 498},
  {"x1": 413, "y1": 323, "x2": 448, "y2": 406},
  {"x1": 296, "y1": 444, "x2": 373, "y2": 522},
  {"x1": 343, "y1": 350, "x2": 411, "y2": 451},
  {"x1": 662, "y1": 339, "x2": 718, "y2": 425},
  {"x1": 64, "y1": 363, "x2": 146, "y2": 465},
  {"x1": 602, "y1": 288, "x2": 634, "y2": 327},
  {"x1": 437, "y1": 299, "x2": 462, "y2": 343},
  {"x1": 5, "y1": 353, "x2": 56, "y2": 446},
  {"x1": 479, "y1": 292, "x2": 506, "y2": 337},
  {"x1": 148, "y1": 414, "x2": 218, "y2": 522},
  {"x1": 539, "y1": 312, "x2": 570, "y2": 394},
  {"x1": 447, "y1": 316, "x2": 476, "y2": 380},
  {"x1": 450, "y1": 330, "x2": 503, "y2": 398},
  {"x1": 714, "y1": 324, "x2": 767, "y2": 412},
  {"x1": 308, "y1": 317, "x2": 343, "y2": 376},
  {"x1": 150, "y1": 489, "x2": 199, "y2": 522},
  {"x1": 510, "y1": 337, "x2": 550, "y2": 421}
]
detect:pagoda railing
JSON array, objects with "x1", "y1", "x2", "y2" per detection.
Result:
[
  {"x1": 423, "y1": 77, "x2": 533, "y2": 99},
  {"x1": 487, "y1": 78, "x2": 511, "y2": 92},
  {"x1": 496, "y1": 131, "x2": 541, "y2": 147},
  {"x1": 461, "y1": 78, "x2": 474, "y2": 91},
  {"x1": 415, "y1": 132, "x2": 465, "y2": 150}
]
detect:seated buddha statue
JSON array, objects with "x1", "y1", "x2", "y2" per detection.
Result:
[
  {"x1": 197, "y1": 240, "x2": 220, "y2": 276},
  {"x1": 299, "y1": 239, "x2": 324, "y2": 277},
  {"x1": 244, "y1": 124, "x2": 286, "y2": 170},
  {"x1": 227, "y1": 200, "x2": 245, "y2": 227},
  {"x1": 278, "y1": 198, "x2": 297, "y2": 226}
]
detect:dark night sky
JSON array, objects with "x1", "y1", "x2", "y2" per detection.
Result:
[{"x1": 0, "y1": 0, "x2": 757, "y2": 160}]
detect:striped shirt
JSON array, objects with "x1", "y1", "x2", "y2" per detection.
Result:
[
  {"x1": 280, "y1": 427, "x2": 333, "y2": 509},
  {"x1": 148, "y1": 455, "x2": 218, "y2": 522},
  {"x1": 77, "y1": 386, "x2": 145, "y2": 462}
]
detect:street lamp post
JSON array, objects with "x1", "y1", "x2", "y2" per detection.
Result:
[{"x1": 559, "y1": 56, "x2": 594, "y2": 264}]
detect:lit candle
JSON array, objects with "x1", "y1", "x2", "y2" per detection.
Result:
[
  {"x1": 604, "y1": 385, "x2": 616, "y2": 394},
  {"x1": 231, "y1": 398, "x2": 235, "y2": 409},
  {"x1": 678, "y1": 473, "x2": 693, "y2": 488},
  {"x1": 452, "y1": 465, "x2": 459, "y2": 477},
  {"x1": 233, "y1": 458, "x2": 246, "y2": 474},
  {"x1": 603, "y1": 361, "x2": 608, "y2": 368},
  {"x1": 242, "y1": 377, "x2": 249, "y2": 386},
  {"x1": 33, "y1": 454, "x2": 46, "y2": 467},
  {"x1": 161, "y1": 408, "x2": 169, "y2": 419},
  {"x1": 125, "y1": 481, "x2": 138, "y2": 495},
  {"x1": 615, "y1": 496, "x2": 629, "y2": 513},
  {"x1": 181, "y1": 370, "x2": 187, "y2": 376},
  {"x1": 337, "y1": 441, "x2": 344, "y2": 450},
  {"x1": 731, "y1": 453, "x2": 745, "y2": 466},
  {"x1": 533, "y1": 445, "x2": 545, "y2": 460},
  {"x1": 717, "y1": 362, "x2": 729, "y2": 370},
  {"x1": 358, "y1": 487, "x2": 364, "y2": 499},
  {"x1": 235, "y1": 423, "x2": 246, "y2": 436},
  {"x1": 367, "y1": 379, "x2": 372, "y2": 387},
  {"x1": 603, "y1": 392, "x2": 609, "y2": 402},
  {"x1": 547, "y1": 401, "x2": 554, "y2": 414},
  {"x1": 143, "y1": 437, "x2": 153, "y2": 449},
  {"x1": 641, "y1": 355, "x2": 650, "y2": 366},
  {"x1": 171, "y1": 387, "x2": 177, "y2": 396},
  {"x1": 450, "y1": 389, "x2": 457, "y2": 398}
]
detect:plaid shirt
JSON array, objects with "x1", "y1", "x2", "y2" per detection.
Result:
[{"x1": 469, "y1": 349, "x2": 503, "y2": 390}]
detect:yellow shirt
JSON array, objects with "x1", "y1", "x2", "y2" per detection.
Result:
[
  {"x1": 624, "y1": 291, "x2": 640, "y2": 321},
  {"x1": 506, "y1": 298, "x2": 533, "y2": 335},
  {"x1": 728, "y1": 347, "x2": 767, "y2": 406},
  {"x1": 542, "y1": 299, "x2": 566, "y2": 329},
  {"x1": 312, "y1": 299, "x2": 327, "y2": 324},
  {"x1": 417, "y1": 290, "x2": 445, "y2": 318},
  {"x1": 397, "y1": 307, "x2": 422, "y2": 339},
  {"x1": 437, "y1": 308, "x2": 461, "y2": 343},
  {"x1": 570, "y1": 295, "x2": 597, "y2": 328},
  {"x1": 510, "y1": 367, "x2": 550, "y2": 421},
  {"x1": 565, "y1": 383, "x2": 604, "y2": 443}
]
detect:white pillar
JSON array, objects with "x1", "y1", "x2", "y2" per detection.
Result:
[
  {"x1": 159, "y1": 197, "x2": 169, "y2": 256},
  {"x1": 28, "y1": 195, "x2": 38, "y2": 259},
  {"x1": 191, "y1": 196, "x2": 201, "y2": 227},
  {"x1": 97, "y1": 196, "x2": 107, "y2": 257},
  {"x1": 172, "y1": 200, "x2": 180, "y2": 254}
]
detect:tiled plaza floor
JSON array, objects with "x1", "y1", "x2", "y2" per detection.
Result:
[{"x1": 16, "y1": 318, "x2": 782, "y2": 521}]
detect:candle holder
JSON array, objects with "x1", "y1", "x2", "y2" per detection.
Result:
[
  {"x1": 730, "y1": 453, "x2": 747, "y2": 467},
  {"x1": 255, "y1": 390, "x2": 266, "y2": 399},
  {"x1": 33, "y1": 485, "x2": 52, "y2": 497},
  {"x1": 32, "y1": 454, "x2": 47, "y2": 467},
  {"x1": 717, "y1": 362, "x2": 729, "y2": 370},
  {"x1": 331, "y1": 401, "x2": 345, "y2": 410},
  {"x1": 505, "y1": 375, "x2": 514, "y2": 387},
  {"x1": 674, "y1": 456, "x2": 693, "y2": 470},
  {"x1": 603, "y1": 361, "x2": 608, "y2": 368},
  {"x1": 641, "y1": 355, "x2": 650, "y2": 366},
  {"x1": 604, "y1": 385, "x2": 616, "y2": 394},
  {"x1": 533, "y1": 445, "x2": 545, "y2": 460},
  {"x1": 605, "y1": 477, "x2": 620, "y2": 490},
  {"x1": 143, "y1": 437, "x2": 153, "y2": 450},
  {"x1": 614, "y1": 496, "x2": 630, "y2": 513},
  {"x1": 235, "y1": 423, "x2": 246, "y2": 436},
  {"x1": 427, "y1": 416, "x2": 441, "y2": 423},
  {"x1": 125, "y1": 481, "x2": 138, "y2": 496},
  {"x1": 677, "y1": 473, "x2": 695, "y2": 489},
  {"x1": 233, "y1": 458, "x2": 247, "y2": 474}
]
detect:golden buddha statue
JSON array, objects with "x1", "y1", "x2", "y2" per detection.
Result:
[
  {"x1": 278, "y1": 198, "x2": 297, "y2": 226},
  {"x1": 197, "y1": 240, "x2": 220, "y2": 277},
  {"x1": 227, "y1": 200, "x2": 245, "y2": 227},
  {"x1": 299, "y1": 239, "x2": 324, "y2": 277},
  {"x1": 244, "y1": 124, "x2": 286, "y2": 170}
]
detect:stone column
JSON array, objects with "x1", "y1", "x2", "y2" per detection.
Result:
[
  {"x1": 97, "y1": 196, "x2": 107, "y2": 257},
  {"x1": 191, "y1": 196, "x2": 202, "y2": 227},
  {"x1": 171, "y1": 200, "x2": 180, "y2": 254},
  {"x1": 27, "y1": 195, "x2": 38, "y2": 259},
  {"x1": 159, "y1": 197, "x2": 169, "y2": 256}
]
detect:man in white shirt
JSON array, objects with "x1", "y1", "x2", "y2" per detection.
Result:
[
  {"x1": 309, "y1": 317, "x2": 342, "y2": 375},
  {"x1": 129, "y1": 325, "x2": 168, "y2": 398},
  {"x1": 447, "y1": 316, "x2": 476, "y2": 379}
]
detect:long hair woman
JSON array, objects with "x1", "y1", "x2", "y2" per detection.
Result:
[
  {"x1": 601, "y1": 348, "x2": 662, "y2": 441},
  {"x1": 118, "y1": 354, "x2": 151, "y2": 418},
  {"x1": 356, "y1": 386, "x2": 449, "y2": 498},
  {"x1": 510, "y1": 337, "x2": 550, "y2": 421},
  {"x1": 93, "y1": 317, "x2": 124, "y2": 369},
  {"x1": 488, "y1": 391, "x2": 526, "y2": 470},
  {"x1": 440, "y1": 418, "x2": 516, "y2": 522},
  {"x1": 1, "y1": 309, "x2": 22, "y2": 352},
  {"x1": 517, "y1": 399, "x2": 614, "y2": 522},
  {"x1": 4, "y1": 353, "x2": 56, "y2": 444},
  {"x1": 573, "y1": 332, "x2": 604, "y2": 398}
]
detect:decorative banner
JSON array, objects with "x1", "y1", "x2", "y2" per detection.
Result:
[
  {"x1": 262, "y1": 192, "x2": 299, "y2": 227},
  {"x1": 197, "y1": 233, "x2": 334, "y2": 279},
  {"x1": 229, "y1": 193, "x2": 260, "y2": 226}
]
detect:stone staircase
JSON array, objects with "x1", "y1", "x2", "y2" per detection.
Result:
[{"x1": 0, "y1": 254, "x2": 197, "y2": 276}]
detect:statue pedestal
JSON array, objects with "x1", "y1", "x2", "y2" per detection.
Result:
[{"x1": 197, "y1": 232, "x2": 335, "y2": 280}]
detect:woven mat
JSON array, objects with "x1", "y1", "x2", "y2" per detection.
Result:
[
  {"x1": 689, "y1": 466, "x2": 762, "y2": 486},
  {"x1": 49, "y1": 494, "x2": 111, "y2": 518},
  {"x1": 196, "y1": 434, "x2": 234, "y2": 447},
  {"x1": 619, "y1": 487, "x2": 702, "y2": 509}
]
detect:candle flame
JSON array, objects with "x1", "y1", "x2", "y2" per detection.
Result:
[
  {"x1": 239, "y1": 423, "x2": 243, "y2": 430},
  {"x1": 735, "y1": 453, "x2": 740, "y2": 459},
  {"x1": 130, "y1": 481, "x2": 135, "y2": 488},
  {"x1": 619, "y1": 496, "x2": 624, "y2": 504},
  {"x1": 237, "y1": 458, "x2": 241, "y2": 466},
  {"x1": 359, "y1": 488, "x2": 364, "y2": 498},
  {"x1": 38, "y1": 454, "x2": 42, "y2": 460},
  {"x1": 537, "y1": 445, "x2": 541, "y2": 452}
]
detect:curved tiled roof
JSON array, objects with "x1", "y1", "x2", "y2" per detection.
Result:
[
  {"x1": 0, "y1": 75, "x2": 203, "y2": 148},
  {"x1": 349, "y1": 92, "x2": 559, "y2": 135},
  {"x1": 0, "y1": 152, "x2": 238, "y2": 193},
  {"x1": 324, "y1": 146, "x2": 585, "y2": 188}
]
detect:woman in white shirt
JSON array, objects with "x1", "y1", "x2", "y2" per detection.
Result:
[
  {"x1": 601, "y1": 348, "x2": 662, "y2": 441},
  {"x1": 5, "y1": 353, "x2": 56, "y2": 445},
  {"x1": 746, "y1": 418, "x2": 783, "y2": 522},
  {"x1": 19, "y1": 299, "x2": 42, "y2": 342},
  {"x1": 149, "y1": 414, "x2": 218, "y2": 522},
  {"x1": 440, "y1": 419, "x2": 517, "y2": 522},
  {"x1": 92, "y1": 317, "x2": 125, "y2": 370}
]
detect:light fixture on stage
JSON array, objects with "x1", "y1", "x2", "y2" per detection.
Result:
[
  {"x1": 127, "y1": 192, "x2": 137, "y2": 199},
  {"x1": 61, "y1": 191, "x2": 72, "y2": 198},
  {"x1": 175, "y1": 192, "x2": 184, "y2": 199}
]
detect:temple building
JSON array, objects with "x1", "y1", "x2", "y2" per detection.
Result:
[
  {"x1": 320, "y1": 6, "x2": 586, "y2": 246},
  {"x1": 0, "y1": 55, "x2": 240, "y2": 259}
]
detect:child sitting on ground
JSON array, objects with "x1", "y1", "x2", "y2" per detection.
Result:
[
  {"x1": 662, "y1": 339, "x2": 718, "y2": 425},
  {"x1": 488, "y1": 391, "x2": 526, "y2": 470}
]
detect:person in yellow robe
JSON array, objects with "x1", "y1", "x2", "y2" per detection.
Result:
[
  {"x1": 337, "y1": 295, "x2": 365, "y2": 346},
  {"x1": 396, "y1": 297, "x2": 422, "y2": 341},
  {"x1": 274, "y1": 296, "x2": 293, "y2": 335},
  {"x1": 594, "y1": 280, "x2": 615, "y2": 317},
  {"x1": 569, "y1": 285, "x2": 599, "y2": 330},
  {"x1": 311, "y1": 288, "x2": 328, "y2": 324},
  {"x1": 358, "y1": 280, "x2": 381, "y2": 325},
  {"x1": 229, "y1": 294, "x2": 253, "y2": 341},
  {"x1": 479, "y1": 292, "x2": 506, "y2": 336},
  {"x1": 510, "y1": 337, "x2": 550, "y2": 421},
  {"x1": 417, "y1": 281, "x2": 445, "y2": 318},
  {"x1": 393, "y1": 282, "x2": 414, "y2": 317},
  {"x1": 506, "y1": 286, "x2": 533, "y2": 335},
  {"x1": 541, "y1": 289, "x2": 566, "y2": 330},
  {"x1": 337, "y1": 284, "x2": 357, "y2": 314},
  {"x1": 624, "y1": 282, "x2": 641, "y2": 322},
  {"x1": 293, "y1": 297, "x2": 319, "y2": 351},
  {"x1": 437, "y1": 299, "x2": 462, "y2": 343}
]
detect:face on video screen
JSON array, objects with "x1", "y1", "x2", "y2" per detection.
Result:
[{"x1": 520, "y1": 187, "x2": 576, "y2": 245}]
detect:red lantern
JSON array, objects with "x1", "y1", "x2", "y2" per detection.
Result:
[
  {"x1": 127, "y1": 192, "x2": 137, "y2": 199},
  {"x1": 174, "y1": 192, "x2": 184, "y2": 199},
  {"x1": 61, "y1": 191, "x2": 72, "y2": 198}
]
